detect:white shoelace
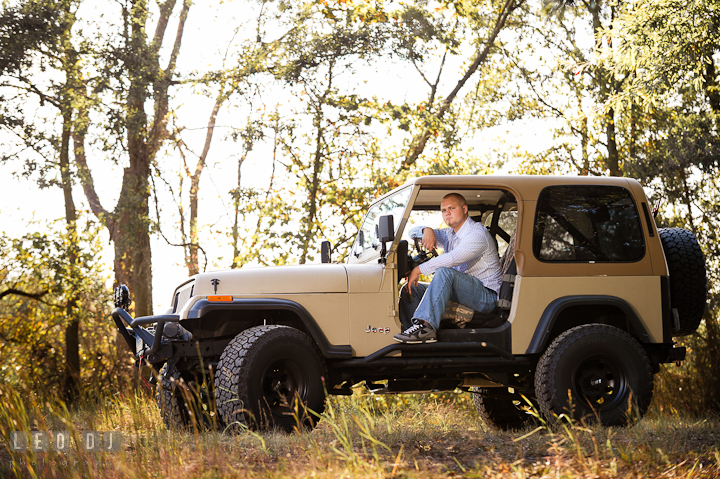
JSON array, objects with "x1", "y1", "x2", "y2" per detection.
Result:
[{"x1": 404, "y1": 323, "x2": 424, "y2": 334}]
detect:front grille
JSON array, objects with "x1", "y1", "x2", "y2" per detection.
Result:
[{"x1": 172, "y1": 281, "x2": 195, "y2": 314}]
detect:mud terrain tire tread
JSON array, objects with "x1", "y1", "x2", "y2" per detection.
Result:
[
  {"x1": 658, "y1": 227, "x2": 706, "y2": 336},
  {"x1": 535, "y1": 324, "x2": 653, "y2": 426},
  {"x1": 215, "y1": 325, "x2": 327, "y2": 432},
  {"x1": 157, "y1": 363, "x2": 190, "y2": 429},
  {"x1": 471, "y1": 388, "x2": 537, "y2": 431}
]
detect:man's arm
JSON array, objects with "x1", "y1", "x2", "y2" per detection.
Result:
[
  {"x1": 405, "y1": 226, "x2": 449, "y2": 294},
  {"x1": 418, "y1": 226, "x2": 489, "y2": 275},
  {"x1": 408, "y1": 225, "x2": 426, "y2": 239},
  {"x1": 409, "y1": 225, "x2": 448, "y2": 249}
]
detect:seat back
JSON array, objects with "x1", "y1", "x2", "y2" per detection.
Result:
[
  {"x1": 496, "y1": 229, "x2": 517, "y2": 315},
  {"x1": 500, "y1": 228, "x2": 516, "y2": 274}
]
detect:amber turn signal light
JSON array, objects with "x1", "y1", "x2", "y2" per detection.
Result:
[{"x1": 207, "y1": 295, "x2": 233, "y2": 302}]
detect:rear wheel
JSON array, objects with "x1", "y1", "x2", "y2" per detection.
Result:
[
  {"x1": 215, "y1": 325, "x2": 327, "y2": 432},
  {"x1": 535, "y1": 324, "x2": 653, "y2": 426}
]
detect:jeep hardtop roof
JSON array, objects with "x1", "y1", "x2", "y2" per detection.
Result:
[{"x1": 372, "y1": 175, "x2": 643, "y2": 209}]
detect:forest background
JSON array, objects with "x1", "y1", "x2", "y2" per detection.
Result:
[{"x1": 0, "y1": 0, "x2": 718, "y2": 416}]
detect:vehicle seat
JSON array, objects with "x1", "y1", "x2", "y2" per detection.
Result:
[{"x1": 442, "y1": 229, "x2": 517, "y2": 329}]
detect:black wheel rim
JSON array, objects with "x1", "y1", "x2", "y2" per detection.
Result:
[
  {"x1": 261, "y1": 358, "x2": 309, "y2": 418},
  {"x1": 572, "y1": 354, "x2": 629, "y2": 412}
]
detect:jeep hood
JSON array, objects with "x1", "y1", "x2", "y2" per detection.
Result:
[{"x1": 191, "y1": 264, "x2": 349, "y2": 295}]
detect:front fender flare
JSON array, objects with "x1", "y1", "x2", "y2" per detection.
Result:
[{"x1": 186, "y1": 298, "x2": 352, "y2": 359}]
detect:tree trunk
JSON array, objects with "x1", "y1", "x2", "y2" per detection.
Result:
[
  {"x1": 703, "y1": 58, "x2": 720, "y2": 114},
  {"x1": 591, "y1": 2, "x2": 622, "y2": 177},
  {"x1": 605, "y1": 107, "x2": 621, "y2": 177},
  {"x1": 185, "y1": 87, "x2": 226, "y2": 275},
  {"x1": 231, "y1": 158, "x2": 243, "y2": 269},
  {"x1": 579, "y1": 99, "x2": 589, "y2": 175},
  {"x1": 74, "y1": 0, "x2": 190, "y2": 317},
  {"x1": 115, "y1": 166, "x2": 153, "y2": 316},
  {"x1": 232, "y1": 153, "x2": 249, "y2": 269},
  {"x1": 59, "y1": 98, "x2": 80, "y2": 401},
  {"x1": 300, "y1": 108, "x2": 324, "y2": 264}
]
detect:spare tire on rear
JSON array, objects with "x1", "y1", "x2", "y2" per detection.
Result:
[{"x1": 658, "y1": 227, "x2": 706, "y2": 336}]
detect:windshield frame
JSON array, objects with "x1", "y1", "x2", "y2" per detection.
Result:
[{"x1": 347, "y1": 186, "x2": 414, "y2": 264}]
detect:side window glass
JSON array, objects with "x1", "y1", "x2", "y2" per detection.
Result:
[
  {"x1": 539, "y1": 216, "x2": 574, "y2": 260},
  {"x1": 489, "y1": 210, "x2": 517, "y2": 258},
  {"x1": 533, "y1": 186, "x2": 645, "y2": 262}
]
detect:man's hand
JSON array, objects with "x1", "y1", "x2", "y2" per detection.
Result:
[
  {"x1": 407, "y1": 266, "x2": 421, "y2": 296},
  {"x1": 422, "y1": 228, "x2": 437, "y2": 251}
]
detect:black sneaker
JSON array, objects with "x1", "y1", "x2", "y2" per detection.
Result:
[{"x1": 393, "y1": 320, "x2": 437, "y2": 344}]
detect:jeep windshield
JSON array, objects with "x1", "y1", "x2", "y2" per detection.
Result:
[{"x1": 349, "y1": 186, "x2": 412, "y2": 262}]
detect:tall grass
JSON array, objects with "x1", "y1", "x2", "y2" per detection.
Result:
[
  {"x1": 1, "y1": 381, "x2": 719, "y2": 478},
  {"x1": 650, "y1": 315, "x2": 720, "y2": 416}
]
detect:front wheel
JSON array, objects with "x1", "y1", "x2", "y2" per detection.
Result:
[
  {"x1": 157, "y1": 363, "x2": 224, "y2": 431},
  {"x1": 535, "y1": 324, "x2": 653, "y2": 426},
  {"x1": 472, "y1": 387, "x2": 538, "y2": 430},
  {"x1": 214, "y1": 325, "x2": 327, "y2": 432},
  {"x1": 157, "y1": 363, "x2": 191, "y2": 429}
]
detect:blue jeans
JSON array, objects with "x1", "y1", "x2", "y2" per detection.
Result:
[{"x1": 399, "y1": 267, "x2": 498, "y2": 331}]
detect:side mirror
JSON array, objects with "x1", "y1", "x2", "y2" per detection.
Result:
[
  {"x1": 377, "y1": 215, "x2": 395, "y2": 243},
  {"x1": 321, "y1": 240, "x2": 332, "y2": 263}
]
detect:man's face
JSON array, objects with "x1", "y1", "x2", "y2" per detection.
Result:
[{"x1": 441, "y1": 197, "x2": 468, "y2": 231}]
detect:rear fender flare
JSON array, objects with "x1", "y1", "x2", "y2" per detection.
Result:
[{"x1": 525, "y1": 295, "x2": 652, "y2": 355}]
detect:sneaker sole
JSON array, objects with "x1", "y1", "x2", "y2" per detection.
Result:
[{"x1": 392, "y1": 337, "x2": 438, "y2": 344}]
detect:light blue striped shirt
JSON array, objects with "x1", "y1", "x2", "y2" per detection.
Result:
[{"x1": 410, "y1": 218, "x2": 503, "y2": 294}]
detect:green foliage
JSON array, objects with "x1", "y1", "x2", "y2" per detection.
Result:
[
  {"x1": 601, "y1": 0, "x2": 720, "y2": 110},
  {"x1": 652, "y1": 314, "x2": 720, "y2": 416},
  {"x1": 222, "y1": 0, "x2": 515, "y2": 265},
  {"x1": 500, "y1": 0, "x2": 720, "y2": 413},
  {"x1": 3, "y1": 0, "x2": 720, "y2": 420},
  {"x1": 0, "y1": 0, "x2": 73, "y2": 77},
  {"x1": 0, "y1": 219, "x2": 123, "y2": 395}
]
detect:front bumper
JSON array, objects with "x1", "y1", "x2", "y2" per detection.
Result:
[{"x1": 111, "y1": 307, "x2": 181, "y2": 360}]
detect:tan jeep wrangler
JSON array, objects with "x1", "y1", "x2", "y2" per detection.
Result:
[{"x1": 112, "y1": 175, "x2": 706, "y2": 431}]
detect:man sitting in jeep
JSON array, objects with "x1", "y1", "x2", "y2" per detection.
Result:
[{"x1": 394, "y1": 193, "x2": 503, "y2": 343}]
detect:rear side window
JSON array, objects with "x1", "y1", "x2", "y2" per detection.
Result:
[{"x1": 533, "y1": 185, "x2": 645, "y2": 262}]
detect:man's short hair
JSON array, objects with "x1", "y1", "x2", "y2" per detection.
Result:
[{"x1": 442, "y1": 193, "x2": 467, "y2": 208}]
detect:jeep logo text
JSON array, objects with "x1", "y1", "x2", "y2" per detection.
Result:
[{"x1": 366, "y1": 325, "x2": 391, "y2": 334}]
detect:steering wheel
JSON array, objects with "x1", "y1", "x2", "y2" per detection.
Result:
[{"x1": 404, "y1": 237, "x2": 439, "y2": 274}]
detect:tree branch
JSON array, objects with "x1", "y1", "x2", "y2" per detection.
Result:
[
  {"x1": 72, "y1": 119, "x2": 109, "y2": 222},
  {"x1": 151, "y1": 0, "x2": 176, "y2": 53},
  {"x1": 149, "y1": 0, "x2": 191, "y2": 160},
  {"x1": 399, "y1": 0, "x2": 520, "y2": 172},
  {"x1": 0, "y1": 288, "x2": 48, "y2": 301}
]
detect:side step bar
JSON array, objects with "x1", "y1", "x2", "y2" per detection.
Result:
[{"x1": 363, "y1": 341, "x2": 515, "y2": 363}]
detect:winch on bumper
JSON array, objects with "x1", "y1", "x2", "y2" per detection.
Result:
[{"x1": 111, "y1": 285, "x2": 224, "y2": 366}]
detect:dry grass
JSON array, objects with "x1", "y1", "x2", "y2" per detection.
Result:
[{"x1": 0, "y1": 384, "x2": 719, "y2": 478}]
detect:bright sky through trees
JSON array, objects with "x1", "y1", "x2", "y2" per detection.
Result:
[{"x1": 1, "y1": 0, "x2": 563, "y2": 311}]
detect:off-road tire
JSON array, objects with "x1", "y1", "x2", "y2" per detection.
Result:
[
  {"x1": 471, "y1": 388, "x2": 537, "y2": 430},
  {"x1": 535, "y1": 324, "x2": 653, "y2": 426},
  {"x1": 658, "y1": 227, "x2": 706, "y2": 336},
  {"x1": 214, "y1": 325, "x2": 327, "y2": 432},
  {"x1": 157, "y1": 363, "x2": 191, "y2": 429}
]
